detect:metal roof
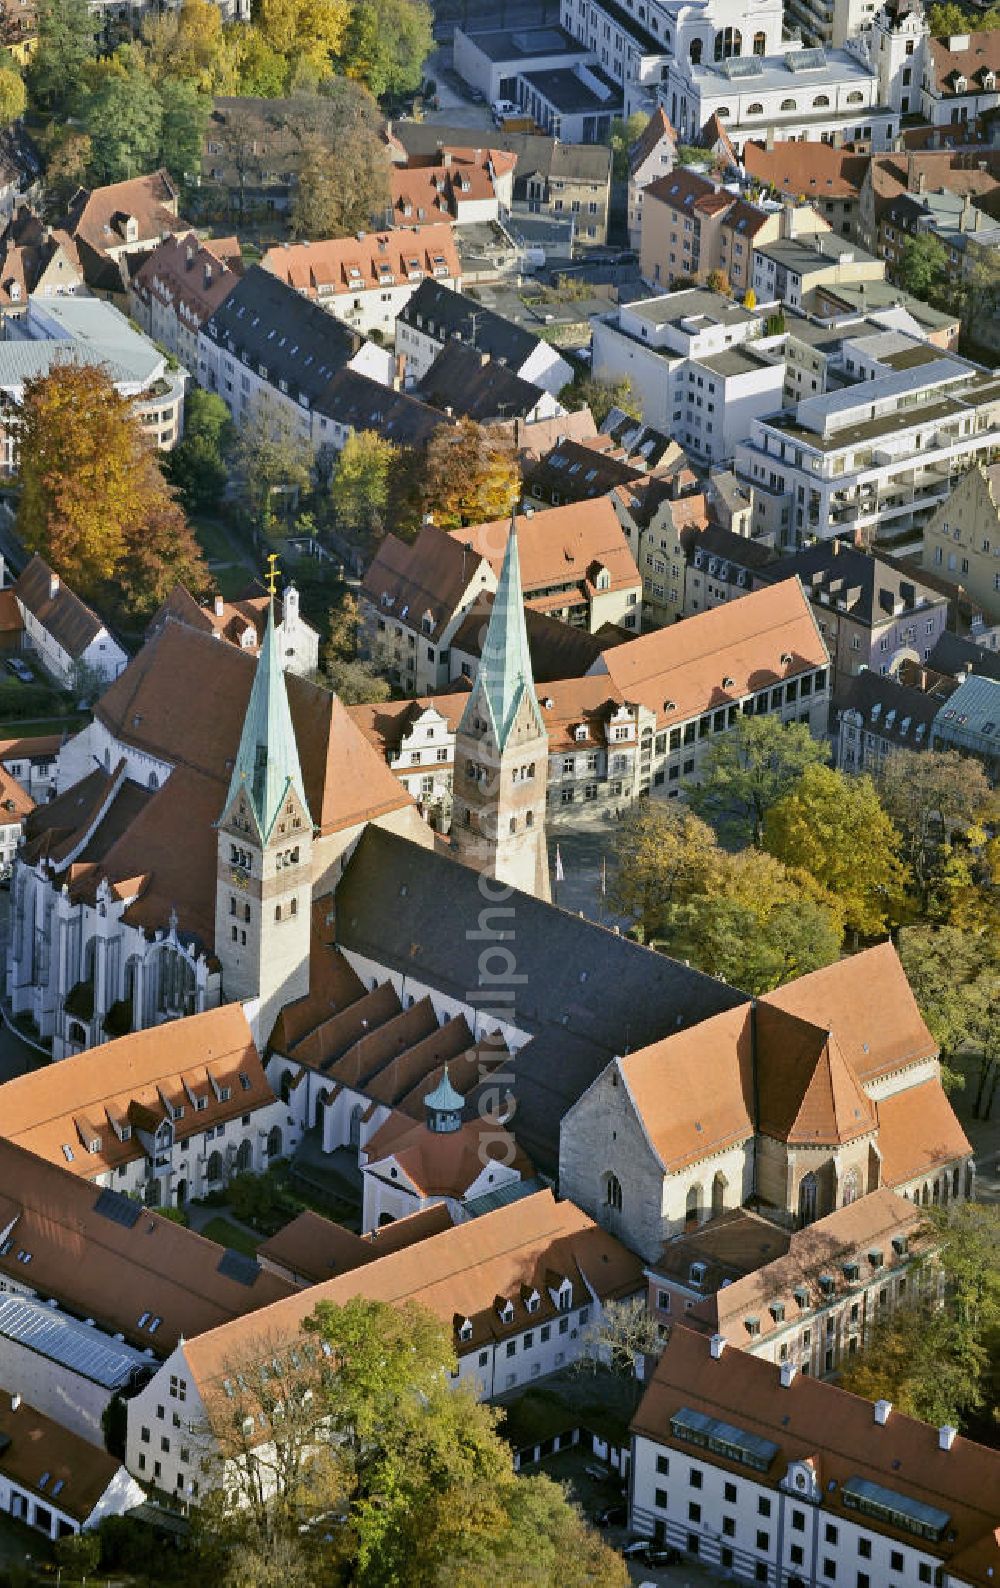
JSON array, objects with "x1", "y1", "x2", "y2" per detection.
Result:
[
  {"x1": 459, "y1": 517, "x2": 545, "y2": 754},
  {"x1": 842, "y1": 1475, "x2": 950, "y2": 1537},
  {"x1": 932, "y1": 672, "x2": 1000, "y2": 757},
  {"x1": 0, "y1": 1293, "x2": 150, "y2": 1390},
  {"x1": 225, "y1": 600, "x2": 309, "y2": 841},
  {"x1": 671, "y1": 1405, "x2": 779, "y2": 1471}
]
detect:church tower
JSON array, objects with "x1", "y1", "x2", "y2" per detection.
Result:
[
  {"x1": 215, "y1": 600, "x2": 313, "y2": 1046},
  {"x1": 451, "y1": 518, "x2": 550, "y2": 901}
]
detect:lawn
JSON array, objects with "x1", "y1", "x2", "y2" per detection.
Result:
[
  {"x1": 191, "y1": 513, "x2": 249, "y2": 566},
  {"x1": 198, "y1": 1216, "x2": 259, "y2": 1257}
]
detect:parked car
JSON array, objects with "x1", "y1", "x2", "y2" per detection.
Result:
[
  {"x1": 4, "y1": 657, "x2": 32, "y2": 683},
  {"x1": 649, "y1": 1545, "x2": 681, "y2": 1566},
  {"x1": 622, "y1": 1538, "x2": 651, "y2": 1560},
  {"x1": 596, "y1": 1503, "x2": 627, "y2": 1528}
]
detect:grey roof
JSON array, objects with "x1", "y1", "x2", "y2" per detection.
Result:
[
  {"x1": 202, "y1": 265, "x2": 362, "y2": 409},
  {"x1": 417, "y1": 341, "x2": 547, "y2": 422},
  {"x1": 932, "y1": 672, "x2": 1000, "y2": 758},
  {"x1": 927, "y1": 630, "x2": 1000, "y2": 683},
  {"x1": 0, "y1": 1292, "x2": 150, "y2": 1390},
  {"x1": 755, "y1": 234, "x2": 883, "y2": 273},
  {"x1": 690, "y1": 44, "x2": 875, "y2": 94},
  {"x1": 757, "y1": 544, "x2": 947, "y2": 628},
  {"x1": 462, "y1": 24, "x2": 588, "y2": 62},
  {"x1": 0, "y1": 296, "x2": 164, "y2": 390},
  {"x1": 399, "y1": 278, "x2": 541, "y2": 371},
  {"x1": 336, "y1": 828, "x2": 747, "y2": 1172},
  {"x1": 317, "y1": 368, "x2": 447, "y2": 446},
  {"x1": 693, "y1": 524, "x2": 776, "y2": 573},
  {"x1": 390, "y1": 122, "x2": 611, "y2": 185},
  {"x1": 521, "y1": 66, "x2": 623, "y2": 116},
  {"x1": 835, "y1": 668, "x2": 943, "y2": 745},
  {"x1": 464, "y1": 1174, "x2": 549, "y2": 1216}
]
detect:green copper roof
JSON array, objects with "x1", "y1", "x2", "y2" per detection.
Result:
[
  {"x1": 224, "y1": 601, "x2": 309, "y2": 842},
  {"x1": 424, "y1": 1062, "x2": 464, "y2": 1114},
  {"x1": 462, "y1": 517, "x2": 544, "y2": 753}
]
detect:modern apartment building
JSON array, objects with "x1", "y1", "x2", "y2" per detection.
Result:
[{"x1": 735, "y1": 339, "x2": 1000, "y2": 549}]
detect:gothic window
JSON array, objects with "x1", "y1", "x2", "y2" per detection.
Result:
[
  {"x1": 686, "y1": 1184, "x2": 702, "y2": 1226},
  {"x1": 349, "y1": 1105, "x2": 363, "y2": 1149},
  {"x1": 799, "y1": 1172, "x2": 818, "y2": 1226},
  {"x1": 714, "y1": 27, "x2": 741, "y2": 60},
  {"x1": 156, "y1": 948, "x2": 195, "y2": 1019},
  {"x1": 266, "y1": 1126, "x2": 282, "y2": 1160},
  {"x1": 604, "y1": 1172, "x2": 623, "y2": 1212},
  {"x1": 279, "y1": 1069, "x2": 293, "y2": 1104},
  {"x1": 712, "y1": 1171, "x2": 727, "y2": 1217},
  {"x1": 206, "y1": 1151, "x2": 223, "y2": 1182},
  {"x1": 689, "y1": 36, "x2": 702, "y2": 64},
  {"x1": 842, "y1": 1168, "x2": 860, "y2": 1206},
  {"x1": 753, "y1": 29, "x2": 765, "y2": 54},
  {"x1": 236, "y1": 1139, "x2": 252, "y2": 1173}
]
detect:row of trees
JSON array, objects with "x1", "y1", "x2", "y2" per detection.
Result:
[
  {"x1": 611, "y1": 719, "x2": 1000, "y2": 1079},
  {"x1": 895, "y1": 232, "x2": 1000, "y2": 352},
  {"x1": 26, "y1": 0, "x2": 429, "y2": 205}
]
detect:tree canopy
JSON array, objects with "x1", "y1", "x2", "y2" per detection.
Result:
[
  {"x1": 419, "y1": 419, "x2": 520, "y2": 529},
  {"x1": 690, "y1": 714, "x2": 830, "y2": 845},
  {"x1": 13, "y1": 363, "x2": 208, "y2": 619},
  {"x1": 764, "y1": 763, "x2": 906, "y2": 937},
  {"x1": 198, "y1": 1296, "x2": 628, "y2": 1587}
]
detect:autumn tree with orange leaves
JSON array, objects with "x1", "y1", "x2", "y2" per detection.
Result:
[{"x1": 12, "y1": 364, "x2": 209, "y2": 619}]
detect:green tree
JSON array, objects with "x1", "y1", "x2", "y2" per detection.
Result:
[
  {"x1": 54, "y1": 1531, "x2": 101, "y2": 1576},
  {"x1": 158, "y1": 75, "x2": 210, "y2": 186},
  {"x1": 341, "y1": 0, "x2": 434, "y2": 99},
  {"x1": 0, "y1": 66, "x2": 26, "y2": 125},
  {"x1": 609, "y1": 110, "x2": 649, "y2": 180},
  {"x1": 84, "y1": 59, "x2": 163, "y2": 184},
  {"x1": 764, "y1": 763, "x2": 907, "y2": 936},
  {"x1": 690, "y1": 714, "x2": 829, "y2": 844},
  {"x1": 898, "y1": 925, "x2": 1000, "y2": 1100},
  {"x1": 234, "y1": 26, "x2": 290, "y2": 96},
  {"x1": 329, "y1": 429, "x2": 399, "y2": 542},
  {"x1": 165, "y1": 388, "x2": 234, "y2": 513},
  {"x1": 561, "y1": 373, "x2": 640, "y2": 425},
  {"x1": 27, "y1": 0, "x2": 96, "y2": 114},
  {"x1": 610, "y1": 801, "x2": 718, "y2": 939},
  {"x1": 876, "y1": 747, "x2": 997, "y2": 915},
  {"x1": 232, "y1": 400, "x2": 313, "y2": 535},
  {"x1": 896, "y1": 232, "x2": 949, "y2": 303},
  {"x1": 840, "y1": 1204, "x2": 1000, "y2": 1429},
  {"x1": 287, "y1": 82, "x2": 389, "y2": 238}
]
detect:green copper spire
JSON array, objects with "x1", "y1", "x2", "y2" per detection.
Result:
[
  {"x1": 463, "y1": 516, "x2": 544, "y2": 753},
  {"x1": 225, "y1": 601, "x2": 309, "y2": 842}
]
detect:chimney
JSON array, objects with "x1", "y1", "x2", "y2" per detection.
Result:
[
  {"x1": 874, "y1": 1399, "x2": 892, "y2": 1425},
  {"x1": 780, "y1": 1362, "x2": 798, "y2": 1387},
  {"x1": 917, "y1": 170, "x2": 927, "y2": 195},
  {"x1": 939, "y1": 1425, "x2": 957, "y2": 1450},
  {"x1": 48, "y1": 571, "x2": 60, "y2": 600},
  {"x1": 765, "y1": 125, "x2": 775, "y2": 153},
  {"x1": 10, "y1": 1394, "x2": 20, "y2": 1411},
  {"x1": 186, "y1": 242, "x2": 194, "y2": 265},
  {"x1": 214, "y1": 594, "x2": 224, "y2": 617},
  {"x1": 204, "y1": 263, "x2": 213, "y2": 287},
  {"x1": 443, "y1": 149, "x2": 452, "y2": 167},
  {"x1": 710, "y1": 1333, "x2": 727, "y2": 1359},
  {"x1": 907, "y1": 154, "x2": 918, "y2": 191},
  {"x1": 961, "y1": 192, "x2": 974, "y2": 230}
]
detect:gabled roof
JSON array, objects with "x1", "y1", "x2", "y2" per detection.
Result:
[
  {"x1": 260, "y1": 224, "x2": 460, "y2": 298},
  {"x1": 928, "y1": 31, "x2": 1000, "y2": 95},
  {"x1": 0, "y1": 1137, "x2": 294, "y2": 1353},
  {"x1": 417, "y1": 341, "x2": 550, "y2": 423},
  {"x1": 754, "y1": 1005, "x2": 877, "y2": 1146},
  {"x1": 201, "y1": 266, "x2": 363, "y2": 408},
  {"x1": 595, "y1": 578, "x2": 827, "y2": 725},
  {"x1": 63, "y1": 169, "x2": 179, "y2": 256},
  {"x1": 761, "y1": 943, "x2": 937, "y2": 1084},
  {"x1": 875, "y1": 1078, "x2": 972, "y2": 1187},
  {"x1": 0, "y1": 1004, "x2": 273, "y2": 1178},
  {"x1": 315, "y1": 368, "x2": 449, "y2": 447},
  {"x1": 361, "y1": 522, "x2": 491, "y2": 642},
  {"x1": 459, "y1": 517, "x2": 544, "y2": 752},
  {"x1": 363, "y1": 1114, "x2": 531, "y2": 1198},
  {"x1": 451, "y1": 498, "x2": 641, "y2": 603},
  {"x1": 628, "y1": 106, "x2": 676, "y2": 177},
  {"x1": 0, "y1": 1389, "x2": 134, "y2": 1523},
  {"x1": 634, "y1": 1324, "x2": 1000, "y2": 1570},
  {"x1": 182, "y1": 1189, "x2": 643, "y2": 1393},
  {"x1": 257, "y1": 1204, "x2": 453, "y2": 1285},
  {"x1": 14, "y1": 555, "x2": 105, "y2": 659},
  {"x1": 397, "y1": 276, "x2": 540, "y2": 370},
  {"x1": 744, "y1": 139, "x2": 867, "y2": 201},
  {"x1": 449, "y1": 593, "x2": 612, "y2": 682},
  {"x1": 131, "y1": 231, "x2": 240, "y2": 328},
  {"x1": 617, "y1": 1005, "x2": 754, "y2": 1172}
]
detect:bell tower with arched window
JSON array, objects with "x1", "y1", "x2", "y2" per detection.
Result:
[
  {"x1": 451, "y1": 518, "x2": 550, "y2": 901},
  {"x1": 215, "y1": 600, "x2": 313, "y2": 1047}
]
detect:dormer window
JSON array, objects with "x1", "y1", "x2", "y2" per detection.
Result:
[
  {"x1": 497, "y1": 1298, "x2": 514, "y2": 1325},
  {"x1": 574, "y1": 724, "x2": 588, "y2": 741},
  {"x1": 689, "y1": 1262, "x2": 706, "y2": 1287},
  {"x1": 458, "y1": 1317, "x2": 473, "y2": 1342},
  {"x1": 525, "y1": 1290, "x2": 540, "y2": 1314}
]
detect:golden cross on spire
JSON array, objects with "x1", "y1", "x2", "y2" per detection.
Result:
[{"x1": 265, "y1": 553, "x2": 280, "y2": 599}]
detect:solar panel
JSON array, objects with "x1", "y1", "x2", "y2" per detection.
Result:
[
  {"x1": 94, "y1": 1188, "x2": 143, "y2": 1229},
  {"x1": 0, "y1": 1295, "x2": 144, "y2": 1390},
  {"x1": 217, "y1": 1249, "x2": 262, "y2": 1287},
  {"x1": 720, "y1": 54, "x2": 764, "y2": 78}
]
